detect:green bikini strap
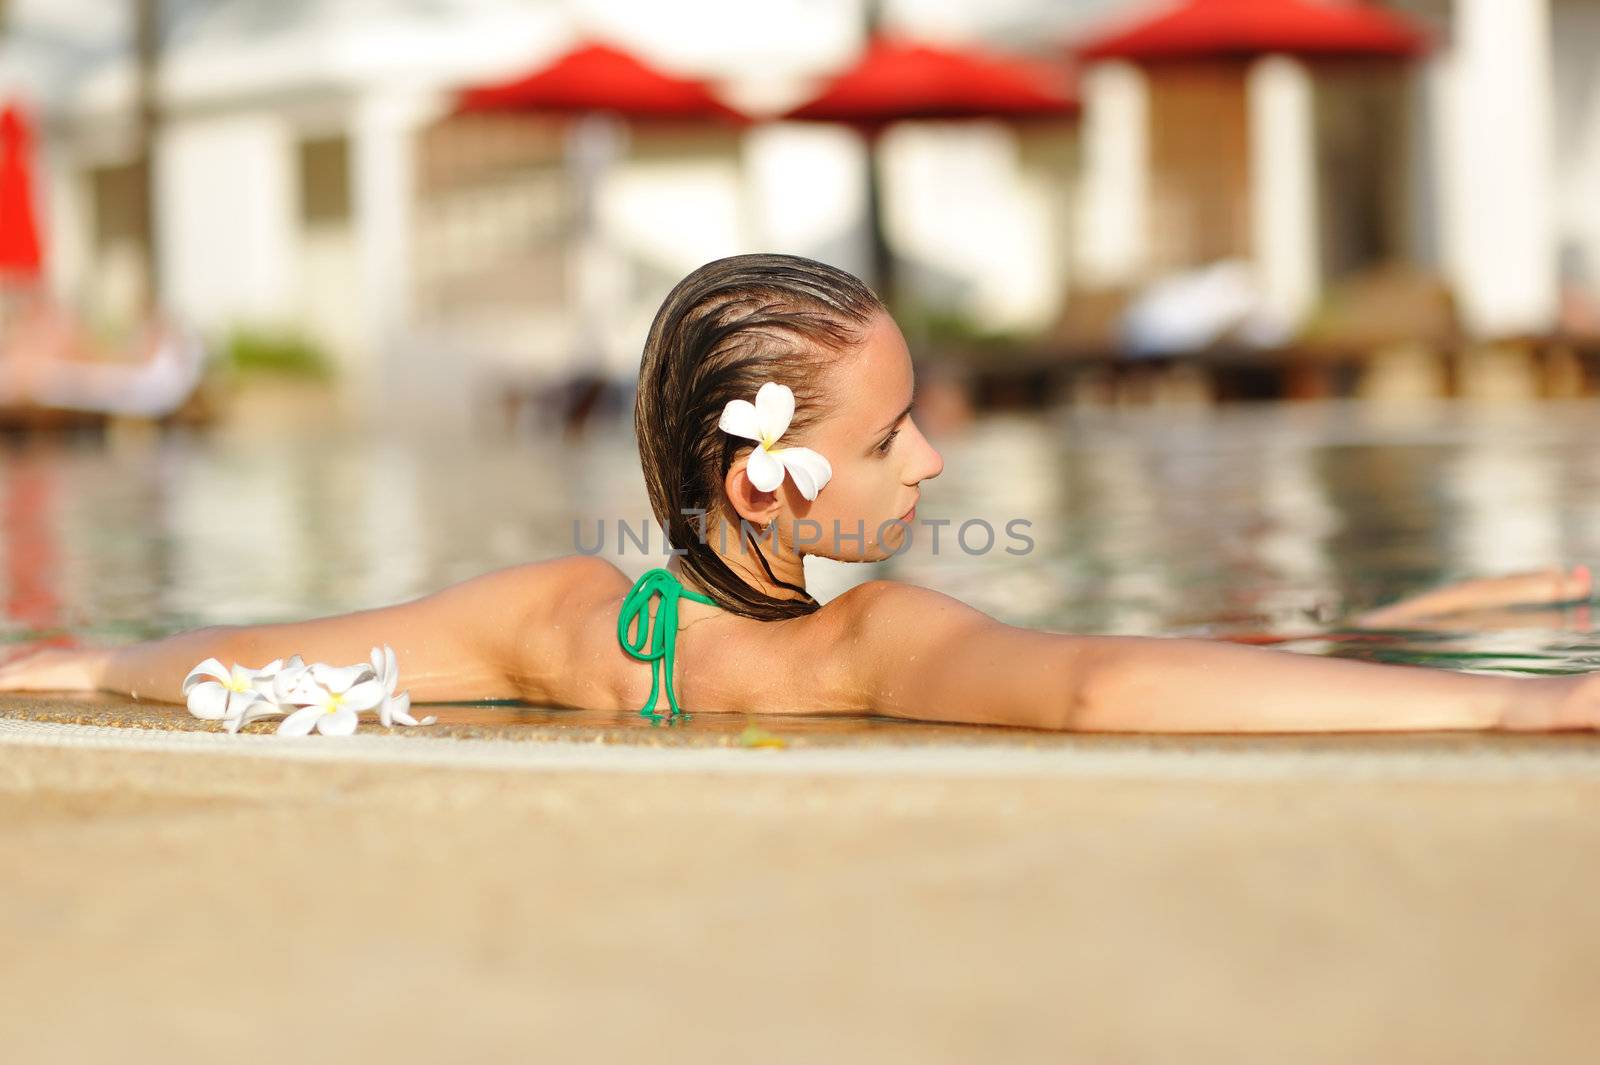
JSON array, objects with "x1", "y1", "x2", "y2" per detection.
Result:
[{"x1": 617, "y1": 567, "x2": 718, "y2": 720}]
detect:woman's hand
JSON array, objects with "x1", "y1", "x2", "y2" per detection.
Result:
[{"x1": 0, "y1": 645, "x2": 112, "y2": 694}]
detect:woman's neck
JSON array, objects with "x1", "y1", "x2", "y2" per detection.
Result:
[{"x1": 671, "y1": 515, "x2": 810, "y2": 604}]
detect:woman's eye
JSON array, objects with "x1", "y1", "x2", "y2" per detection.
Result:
[{"x1": 876, "y1": 430, "x2": 900, "y2": 454}]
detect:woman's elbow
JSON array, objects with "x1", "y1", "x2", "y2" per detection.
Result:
[{"x1": 1047, "y1": 638, "x2": 1139, "y2": 733}]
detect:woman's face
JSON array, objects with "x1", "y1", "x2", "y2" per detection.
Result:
[{"x1": 788, "y1": 312, "x2": 944, "y2": 562}]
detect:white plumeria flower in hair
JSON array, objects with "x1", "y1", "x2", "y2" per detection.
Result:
[
  {"x1": 182, "y1": 658, "x2": 266, "y2": 722},
  {"x1": 370, "y1": 645, "x2": 435, "y2": 728},
  {"x1": 277, "y1": 662, "x2": 383, "y2": 737},
  {"x1": 717, "y1": 381, "x2": 833, "y2": 501}
]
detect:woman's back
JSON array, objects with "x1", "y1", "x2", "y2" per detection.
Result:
[{"x1": 577, "y1": 557, "x2": 864, "y2": 720}]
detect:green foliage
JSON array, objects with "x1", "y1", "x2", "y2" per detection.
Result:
[{"x1": 218, "y1": 327, "x2": 334, "y2": 379}]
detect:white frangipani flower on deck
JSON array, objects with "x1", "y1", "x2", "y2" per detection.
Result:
[
  {"x1": 277, "y1": 662, "x2": 384, "y2": 737},
  {"x1": 717, "y1": 381, "x2": 833, "y2": 501},
  {"x1": 245, "y1": 655, "x2": 304, "y2": 700},
  {"x1": 182, "y1": 658, "x2": 266, "y2": 722},
  {"x1": 183, "y1": 648, "x2": 435, "y2": 736},
  {"x1": 370, "y1": 645, "x2": 435, "y2": 728},
  {"x1": 219, "y1": 655, "x2": 307, "y2": 734},
  {"x1": 223, "y1": 700, "x2": 287, "y2": 734}
]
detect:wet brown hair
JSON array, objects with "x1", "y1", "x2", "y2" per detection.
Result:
[{"x1": 636, "y1": 253, "x2": 884, "y2": 620}]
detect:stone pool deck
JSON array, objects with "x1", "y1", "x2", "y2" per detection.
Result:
[{"x1": 4, "y1": 695, "x2": 1600, "y2": 1064}]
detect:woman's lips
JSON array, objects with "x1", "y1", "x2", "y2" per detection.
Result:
[{"x1": 900, "y1": 503, "x2": 917, "y2": 523}]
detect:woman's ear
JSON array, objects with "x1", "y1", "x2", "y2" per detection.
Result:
[{"x1": 724, "y1": 458, "x2": 782, "y2": 529}]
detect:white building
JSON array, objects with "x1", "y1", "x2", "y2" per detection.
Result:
[
  {"x1": 1070, "y1": 0, "x2": 1600, "y2": 343},
  {"x1": 3, "y1": 0, "x2": 1597, "y2": 417}
]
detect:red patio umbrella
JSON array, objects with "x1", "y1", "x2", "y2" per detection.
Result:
[
  {"x1": 786, "y1": 37, "x2": 1078, "y2": 127},
  {"x1": 1075, "y1": 0, "x2": 1430, "y2": 63},
  {"x1": 457, "y1": 42, "x2": 747, "y2": 123},
  {"x1": 783, "y1": 37, "x2": 1077, "y2": 306},
  {"x1": 0, "y1": 104, "x2": 44, "y2": 281},
  {"x1": 455, "y1": 44, "x2": 747, "y2": 391}
]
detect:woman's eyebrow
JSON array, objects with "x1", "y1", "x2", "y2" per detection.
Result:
[{"x1": 874, "y1": 400, "x2": 914, "y2": 437}]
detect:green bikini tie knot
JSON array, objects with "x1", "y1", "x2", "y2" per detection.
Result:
[{"x1": 617, "y1": 567, "x2": 717, "y2": 721}]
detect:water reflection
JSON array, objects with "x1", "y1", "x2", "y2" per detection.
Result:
[
  {"x1": 3, "y1": 452, "x2": 60, "y2": 632},
  {"x1": 1445, "y1": 432, "x2": 1563, "y2": 577},
  {"x1": 3, "y1": 399, "x2": 1600, "y2": 676}
]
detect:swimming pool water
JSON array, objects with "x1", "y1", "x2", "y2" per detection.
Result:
[{"x1": 4, "y1": 398, "x2": 1599, "y2": 678}]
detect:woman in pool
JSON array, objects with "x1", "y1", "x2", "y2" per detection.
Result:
[{"x1": 1, "y1": 253, "x2": 1597, "y2": 732}]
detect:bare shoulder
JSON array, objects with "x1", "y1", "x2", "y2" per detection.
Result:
[
  {"x1": 462, "y1": 555, "x2": 632, "y2": 614},
  {"x1": 486, "y1": 555, "x2": 635, "y2": 650},
  {"x1": 527, "y1": 555, "x2": 633, "y2": 603},
  {"x1": 824, "y1": 579, "x2": 1001, "y2": 637},
  {"x1": 811, "y1": 579, "x2": 1081, "y2": 728},
  {"x1": 803, "y1": 579, "x2": 1005, "y2": 707},
  {"x1": 484, "y1": 555, "x2": 636, "y2": 708}
]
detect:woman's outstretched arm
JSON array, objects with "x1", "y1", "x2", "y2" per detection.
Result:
[
  {"x1": 837, "y1": 581, "x2": 1595, "y2": 733},
  {"x1": 0, "y1": 556, "x2": 613, "y2": 705}
]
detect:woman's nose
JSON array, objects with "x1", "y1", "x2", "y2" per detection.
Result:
[{"x1": 909, "y1": 422, "x2": 943, "y2": 482}]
